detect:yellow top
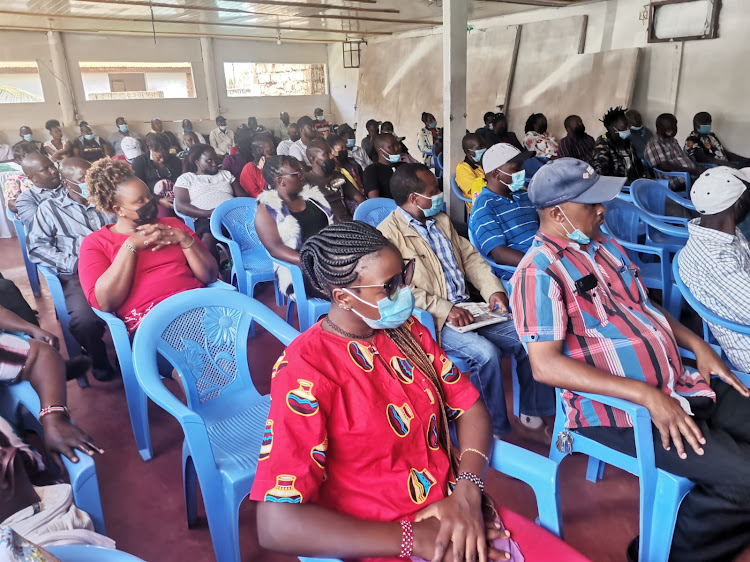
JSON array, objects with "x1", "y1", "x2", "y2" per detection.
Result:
[{"x1": 455, "y1": 161, "x2": 486, "y2": 212}]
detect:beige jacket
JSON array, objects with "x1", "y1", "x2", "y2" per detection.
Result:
[{"x1": 378, "y1": 209, "x2": 505, "y2": 334}]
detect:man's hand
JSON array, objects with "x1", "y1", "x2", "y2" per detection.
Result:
[
  {"x1": 694, "y1": 341, "x2": 750, "y2": 398},
  {"x1": 488, "y1": 292, "x2": 509, "y2": 314},
  {"x1": 447, "y1": 306, "x2": 475, "y2": 328},
  {"x1": 28, "y1": 327, "x2": 59, "y2": 350},
  {"x1": 643, "y1": 388, "x2": 705, "y2": 459},
  {"x1": 41, "y1": 415, "x2": 103, "y2": 471}
]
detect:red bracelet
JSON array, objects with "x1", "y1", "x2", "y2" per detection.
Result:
[
  {"x1": 398, "y1": 519, "x2": 414, "y2": 560},
  {"x1": 39, "y1": 405, "x2": 69, "y2": 420}
]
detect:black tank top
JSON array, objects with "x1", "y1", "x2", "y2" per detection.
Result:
[{"x1": 290, "y1": 201, "x2": 328, "y2": 245}]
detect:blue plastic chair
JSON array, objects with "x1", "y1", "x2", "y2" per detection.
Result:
[
  {"x1": 353, "y1": 197, "x2": 397, "y2": 227},
  {"x1": 47, "y1": 546, "x2": 145, "y2": 561},
  {"x1": 673, "y1": 253, "x2": 750, "y2": 366},
  {"x1": 631, "y1": 179, "x2": 696, "y2": 226},
  {"x1": 174, "y1": 206, "x2": 196, "y2": 231},
  {"x1": 92, "y1": 280, "x2": 233, "y2": 462},
  {"x1": 644, "y1": 157, "x2": 691, "y2": 198},
  {"x1": 210, "y1": 198, "x2": 283, "y2": 306},
  {"x1": 132, "y1": 289, "x2": 300, "y2": 562},
  {"x1": 467, "y1": 227, "x2": 517, "y2": 283},
  {"x1": 268, "y1": 254, "x2": 331, "y2": 332},
  {"x1": 298, "y1": 438, "x2": 564, "y2": 562},
  {"x1": 6, "y1": 208, "x2": 40, "y2": 297},
  {"x1": 0, "y1": 381, "x2": 105, "y2": 534},
  {"x1": 451, "y1": 174, "x2": 472, "y2": 206},
  {"x1": 434, "y1": 152, "x2": 444, "y2": 180}
]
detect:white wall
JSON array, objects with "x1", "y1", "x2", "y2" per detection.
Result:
[{"x1": 327, "y1": 43, "x2": 359, "y2": 127}]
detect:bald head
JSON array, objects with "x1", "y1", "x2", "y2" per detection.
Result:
[
  {"x1": 151, "y1": 118, "x2": 163, "y2": 132},
  {"x1": 22, "y1": 151, "x2": 60, "y2": 190},
  {"x1": 60, "y1": 157, "x2": 91, "y2": 184}
]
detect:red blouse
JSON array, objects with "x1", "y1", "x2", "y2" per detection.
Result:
[
  {"x1": 78, "y1": 217, "x2": 206, "y2": 333},
  {"x1": 239, "y1": 162, "x2": 265, "y2": 198},
  {"x1": 249, "y1": 317, "x2": 478, "y2": 560}
]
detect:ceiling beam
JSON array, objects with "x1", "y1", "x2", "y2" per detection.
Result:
[
  {"x1": 75, "y1": 0, "x2": 439, "y2": 26},
  {"x1": 475, "y1": 0, "x2": 586, "y2": 7},
  {"x1": 0, "y1": 9, "x2": 389, "y2": 35},
  {"x1": 201, "y1": 0, "x2": 397, "y2": 13}
]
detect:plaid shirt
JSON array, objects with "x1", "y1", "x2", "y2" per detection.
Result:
[
  {"x1": 558, "y1": 134, "x2": 596, "y2": 165},
  {"x1": 593, "y1": 134, "x2": 644, "y2": 184},
  {"x1": 399, "y1": 208, "x2": 468, "y2": 304},
  {"x1": 679, "y1": 221, "x2": 750, "y2": 372},
  {"x1": 15, "y1": 185, "x2": 64, "y2": 227},
  {"x1": 509, "y1": 233, "x2": 715, "y2": 429},
  {"x1": 468, "y1": 188, "x2": 539, "y2": 259},
  {"x1": 684, "y1": 131, "x2": 729, "y2": 162},
  {"x1": 644, "y1": 135, "x2": 701, "y2": 189}
]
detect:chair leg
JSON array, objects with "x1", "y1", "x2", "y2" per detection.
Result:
[
  {"x1": 122, "y1": 360, "x2": 153, "y2": 461},
  {"x1": 643, "y1": 472, "x2": 693, "y2": 562},
  {"x1": 182, "y1": 443, "x2": 199, "y2": 528},
  {"x1": 547, "y1": 411, "x2": 567, "y2": 465},
  {"x1": 27, "y1": 262, "x2": 41, "y2": 298},
  {"x1": 274, "y1": 280, "x2": 285, "y2": 307},
  {"x1": 202, "y1": 483, "x2": 242, "y2": 562},
  {"x1": 585, "y1": 457, "x2": 605, "y2": 483},
  {"x1": 285, "y1": 300, "x2": 296, "y2": 326}
]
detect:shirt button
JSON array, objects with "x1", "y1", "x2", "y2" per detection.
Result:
[{"x1": 530, "y1": 335, "x2": 537, "y2": 340}]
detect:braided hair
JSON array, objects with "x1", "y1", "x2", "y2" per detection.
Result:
[
  {"x1": 601, "y1": 106, "x2": 628, "y2": 129},
  {"x1": 300, "y1": 222, "x2": 459, "y2": 477},
  {"x1": 261, "y1": 155, "x2": 298, "y2": 190},
  {"x1": 234, "y1": 126, "x2": 254, "y2": 163}
]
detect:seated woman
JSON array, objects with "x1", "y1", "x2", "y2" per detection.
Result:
[
  {"x1": 524, "y1": 113, "x2": 558, "y2": 159},
  {"x1": 131, "y1": 135, "x2": 183, "y2": 192},
  {"x1": 250, "y1": 221, "x2": 586, "y2": 562},
  {"x1": 222, "y1": 127, "x2": 253, "y2": 181},
  {"x1": 174, "y1": 144, "x2": 245, "y2": 251},
  {"x1": 73, "y1": 121, "x2": 112, "y2": 163},
  {"x1": 327, "y1": 133, "x2": 365, "y2": 197},
  {"x1": 3, "y1": 142, "x2": 39, "y2": 214},
  {"x1": 255, "y1": 155, "x2": 332, "y2": 297},
  {"x1": 78, "y1": 158, "x2": 217, "y2": 334},
  {"x1": 240, "y1": 135, "x2": 276, "y2": 198},
  {"x1": 42, "y1": 119, "x2": 73, "y2": 163},
  {"x1": 304, "y1": 139, "x2": 365, "y2": 221}
]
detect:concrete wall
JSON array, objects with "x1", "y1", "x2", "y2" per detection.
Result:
[
  {"x1": 329, "y1": 0, "x2": 750, "y2": 153},
  {"x1": 0, "y1": 31, "x2": 331, "y2": 146}
]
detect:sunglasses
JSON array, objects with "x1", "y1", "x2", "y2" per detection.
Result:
[
  {"x1": 348, "y1": 259, "x2": 415, "y2": 300},
  {"x1": 277, "y1": 171, "x2": 303, "y2": 181}
]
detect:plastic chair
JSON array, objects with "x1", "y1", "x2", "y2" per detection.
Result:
[
  {"x1": 0, "y1": 381, "x2": 106, "y2": 534},
  {"x1": 174, "y1": 206, "x2": 196, "y2": 231},
  {"x1": 92, "y1": 280, "x2": 234, "y2": 462},
  {"x1": 6, "y1": 208, "x2": 40, "y2": 297},
  {"x1": 353, "y1": 197, "x2": 397, "y2": 227},
  {"x1": 467, "y1": 227, "x2": 517, "y2": 283},
  {"x1": 268, "y1": 254, "x2": 331, "y2": 332},
  {"x1": 434, "y1": 152, "x2": 444, "y2": 180},
  {"x1": 47, "y1": 546, "x2": 146, "y2": 561},
  {"x1": 133, "y1": 289, "x2": 300, "y2": 562},
  {"x1": 644, "y1": 156, "x2": 691, "y2": 198},
  {"x1": 451, "y1": 174, "x2": 472, "y2": 206},
  {"x1": 210, "y1": 198, "x2": 283, "y2": 306},
  {"x1": 631, "y1": 179, "x2": 696, "y2": 226}
]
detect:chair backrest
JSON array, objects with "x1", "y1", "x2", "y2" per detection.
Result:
[
  {"x1": 631, "y1": 179, "x2": 695, "y2": 224},
  {"x1": 6, "y1": 207, "x2": 28, "y2": 250},
  {"x1": 211, "y1": 198, "x2": 272, "y2": 268},
  {"x1": 174, "y1": 206, "x2": 196, "y2": 231},
  {"x1": 352, "y1": 197, "x2": 397, "y2": 227},
  {"x1": 450, "y1": 174, "x2": 471, "y2": 204},
  {"x1": 435, "y1": 152, "x2": 444, "y2": 179},
  {"x1": 603, "y1": 198, "x2": 647, "y2": 244},
  {"x1": 133, "y1": 289, "x2": 299, "y2": 415}
]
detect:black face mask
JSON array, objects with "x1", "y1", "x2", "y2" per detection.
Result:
[
  {"x1": 537, "y1": 124, "x2": 548, "y2": 134},
  {"x1": 130, "y1": 197, "x2": 159, "y2": 225},
  {"x1": 321, "y1": 159, "x2": 337, "y2": 176},
  {"x1": 574, "y1": 124, "x2": 586, "y2": 136},
  {"x1": 336, "y1": 152, "x2": 349, "y2": 166}
]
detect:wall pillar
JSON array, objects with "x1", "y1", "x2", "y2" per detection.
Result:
[
  {"x1": 200, "y1": 37, "x2": 220, "y2": 120},
  {"x1": 442, "y1": 0, "x2": 468, "y2": 221},
  {"x1": 46, "y1": 31, "x2": 75, "y2": 125}
]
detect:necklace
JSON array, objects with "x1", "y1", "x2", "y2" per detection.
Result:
[{"x1": 324, "y1": 317, "x2": 374, "y2": 340}]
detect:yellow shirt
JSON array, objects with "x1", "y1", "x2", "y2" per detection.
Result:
[{"x1": 455, "y1": 161, "x2": 486, "y2": 212}]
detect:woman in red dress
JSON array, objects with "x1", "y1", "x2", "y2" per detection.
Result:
[{"x1": 250, "y1": 221, "x2": 588, "y2": 562}]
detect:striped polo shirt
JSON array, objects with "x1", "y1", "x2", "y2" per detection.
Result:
[
  {"x1": 509, "y1": 232, "x2": 715, "y2": 430},
  {"x1": 468, "y1": 188, "x2": 539, "y2": 259}
]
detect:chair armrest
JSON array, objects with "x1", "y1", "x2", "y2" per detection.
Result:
[
  {"x1": 208, "y1": 280, "x2": 236, "y2": 291},
  {"x1": 92, "y1": 308, "x2": 131, "y2": 343},
  {"x1": 269, "y1": 254, "x2": 307, "y2": 300},
  {"x1": 489, "y1": 440, "x2": 563, "y2": 537},
  {"x1": 413, "y1": 307, "x2": 437, "y2": 340},
  {"x1": 639, "y1": 213, "x2": 689, "y2": 238},
  {"x1": 663, "y1": 189, "x2": 696, "y2": 210}
]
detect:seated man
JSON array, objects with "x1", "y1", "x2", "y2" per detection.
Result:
[
  {"x1": 276, "y1": 123, "x2": 300, "y2": 156},
  {"x1": 288, "y1": 116, "x2": 317, "y2": 168},
  {"x1": 475, "y1": 111, "x2": 498, "y2": 147},
  {"x1": 26, "y1": 157, "x2": 117, "y2": 381},
  {"x1": 337, "y1": 123, "x2": 372, "y2": 171},
  {"x1": 558, "y1": 115, "x2": 595, "y2": 165},
  {"x1": 109, "y1": 117, "x2": 144, "y2": 157},
  {"x1": 455, "y1": 133, "x2": 487, "y2": 210},
  {"x1": 593, "y1": 106, "x2": 647, "y2": 185},
  {"x1": 176, "y1": 131, "x2": 200, "y2": 160},
  {"x1": 511, "y1": 157, "x2": 750, "y2": 562},
  {"x1": 644, "y1": 113, "x2": 703, "y2": 191},
  {"x1": 685, "y1": 111, "x2": 750, "y2": 168},
  {"x1": 304, "y1": 139, "x2": 364, "y2": 222},
  {"x1": 625, "y1": 109, "x2": 653, "y2": 160},
  {"x1": 679, "y1": 167, "x2": 750, "y2": 373},
  {"x1": 146, "y1": 117, "x2": 180, "y2": 155},
  {"x1": 362, "y1": 133, "x2": 403, "y2": 199},
  {"x1": 209, "y1": 115, "x2": 234, "y2": 158},
  {"x1": 179, "y1": 119, "x2": 206, "y2": 149},
  {"x1": 16, "y1": 152, "x2": 65, "y2": 226},
  {"x1": 469, "y1": 144, "x2": 538, "y2": 266},
  {"x1": 378, "y1": 163, "x2": 555, "y2": 438}
]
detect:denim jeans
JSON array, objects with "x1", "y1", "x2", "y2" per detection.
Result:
[{"x1": 440, "y1": 319, "x2": 555, "y2": 435}]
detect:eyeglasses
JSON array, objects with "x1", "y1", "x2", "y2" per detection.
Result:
[
  {"x1": 348, "y1": 259, "x2": 415, "y2": 300},
  {"x1": 277, "y1": 171, "x2": 303, "y2": 181}
]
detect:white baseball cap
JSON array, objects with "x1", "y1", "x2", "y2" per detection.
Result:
[
  {"x1": 481, "y1": 143, "x2": 534, "y2": 174},
  {"x1": 690, "y1": 166, "x2": 750, "y2": 215},
  {"x1": 121, "y1": 136, "x2": 142, "y2": 160}
]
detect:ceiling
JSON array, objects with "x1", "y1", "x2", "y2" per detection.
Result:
[{"x1": 0, "y1": 0, "x2": 589, "y2": 43}]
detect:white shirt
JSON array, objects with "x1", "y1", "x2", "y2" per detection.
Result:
[
  {"x1": 174, "y1": 170, "x2": 235, "y2": 211},
  {"x1": 679, "y1": 220, "x2": 750, "y2": 371},
  {"x1": 349, "y1": 145, "x2": 372, "y2": 170},
  {"x1": 288, "y1": 139, "x2": 310, "y2": 166},
  {"x1": 276, "y1": 139, "x2": 294, "y2": 156},
  {"x1": 179, "y1": 131, "x2": 206, "y2": 149},
  {"x1": 209, "y1": 128, "x2": 234, "y2": 156}
]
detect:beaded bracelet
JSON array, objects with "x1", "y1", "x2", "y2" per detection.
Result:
[
  {"x1": 398, "y1": 519, "x2": 414, "y2": 560},
  {"x1": 39, "y1": 405, "x2": 69, "y2": 420},
  {"x1": 459, "y1": 447, "x2": 489, "y2": 464},
  {"x1": 455, "y1": 471, "x2": 485, "y2": 493},
  {"x1": 122, "y1": 242, "x2": 137, "y2": 254}
]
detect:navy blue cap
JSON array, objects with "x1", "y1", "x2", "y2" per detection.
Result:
[{"x1": 527, "y1": 158, "x2": 626, "y2": 208}]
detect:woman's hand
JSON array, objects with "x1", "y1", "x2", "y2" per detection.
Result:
[
  {"x1": 414, "y1": 481, "x2": 487, "y2": 562},
  {"x1": 41, "y1": 415, "x2": 103, "y2": 471},
  {"x1": 28, "y1": 327, "x2": 59, "y2": 350}
]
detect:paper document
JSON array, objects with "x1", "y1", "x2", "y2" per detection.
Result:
[{"x1": 445, "y1": 302, "x2": 511, "y2": 333}]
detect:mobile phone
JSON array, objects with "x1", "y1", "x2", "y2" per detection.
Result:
[{"x1": 575, "y1": 274, "x2": 598, "y2": 294}]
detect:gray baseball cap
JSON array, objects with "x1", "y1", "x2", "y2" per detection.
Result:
[{"x1": 528, "y1": 158, "x2": 626, "y2": 208}]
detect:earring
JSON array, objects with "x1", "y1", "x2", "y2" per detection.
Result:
[{"x1": 339, "y1": 304, "x2": 351, "y2": 311}]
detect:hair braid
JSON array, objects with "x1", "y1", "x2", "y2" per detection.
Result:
[{"x1": 601, "y1": 106, "x2": 628, "y2": 129}]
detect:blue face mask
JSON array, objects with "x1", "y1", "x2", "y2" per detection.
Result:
[
  {"x1": 84, "y1": 134, "x2": 95, "y2": 141},
  {"x1": 630, "y1": 125, "x2": 643, "y2": 132},
  {"x1": 118, "y1": 124, "x2": 129, "y2": 133},
  {"x1": 556, "y1": 205, "x2": 591, "y2": 245},
  {"x1": 183, "y1": 128, "x2": 192, "y2": 133},
  {"x1": 428, "y1": 121, "x2": 437, "y2": 130},
  {"x1": 698, "y1": 124, "x2": 711, "y2": 135},
  {"x1": 498, "y1": 168, "x2": 526, "y2": 192},
  {"x1": 346, "y1": 138, "x2": 356, "y2": 149},
  {"x1": 381, "y1": 148, "x2": 402, "y2": 164},
  {"x1": 416, "y1": 191, "x2": 444, "y2": 217},
  {"x1": 471, "y1": 148, "x2": 487, "y2": 163},
  {"x1": 617, "y1": 129, "x2": 631, "y2": 141},
  {"x1": 77, "y1": 182, "x2": 89, "y2": 198},
  {"x1": 345, "y1": 286, "x2": 415, "y2": 330},
  {"x1": 22, "y1": 134, "x2": 33, "y2": 142}
]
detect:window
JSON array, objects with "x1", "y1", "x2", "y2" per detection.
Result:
[
  {"x1": 0, "y1": 62, "x2": 44, "y2": 104},
  {"x1": 79, "y1": 62, "x2": 196, "y2": 100},
  {"x1": 224, "y1": 63, "x2": 327, "y2": 97},
  {"x1": 648, "y1": 0, "x2": 722, "y2": 43}
]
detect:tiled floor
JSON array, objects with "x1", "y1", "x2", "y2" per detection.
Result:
[{"x1": 2, "y1": 234, "x2": 740, "y2": 562}]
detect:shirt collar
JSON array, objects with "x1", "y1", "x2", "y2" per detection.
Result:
[
  {"x1": 399, "y1": 206, "x2": 434, "y2": 230},
  {"x1": 687, "y1": 219, "x2": 741, "y2": 244},
  {"x1": 536, "y1": 230, "x2": 605, "y2": 253}
]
